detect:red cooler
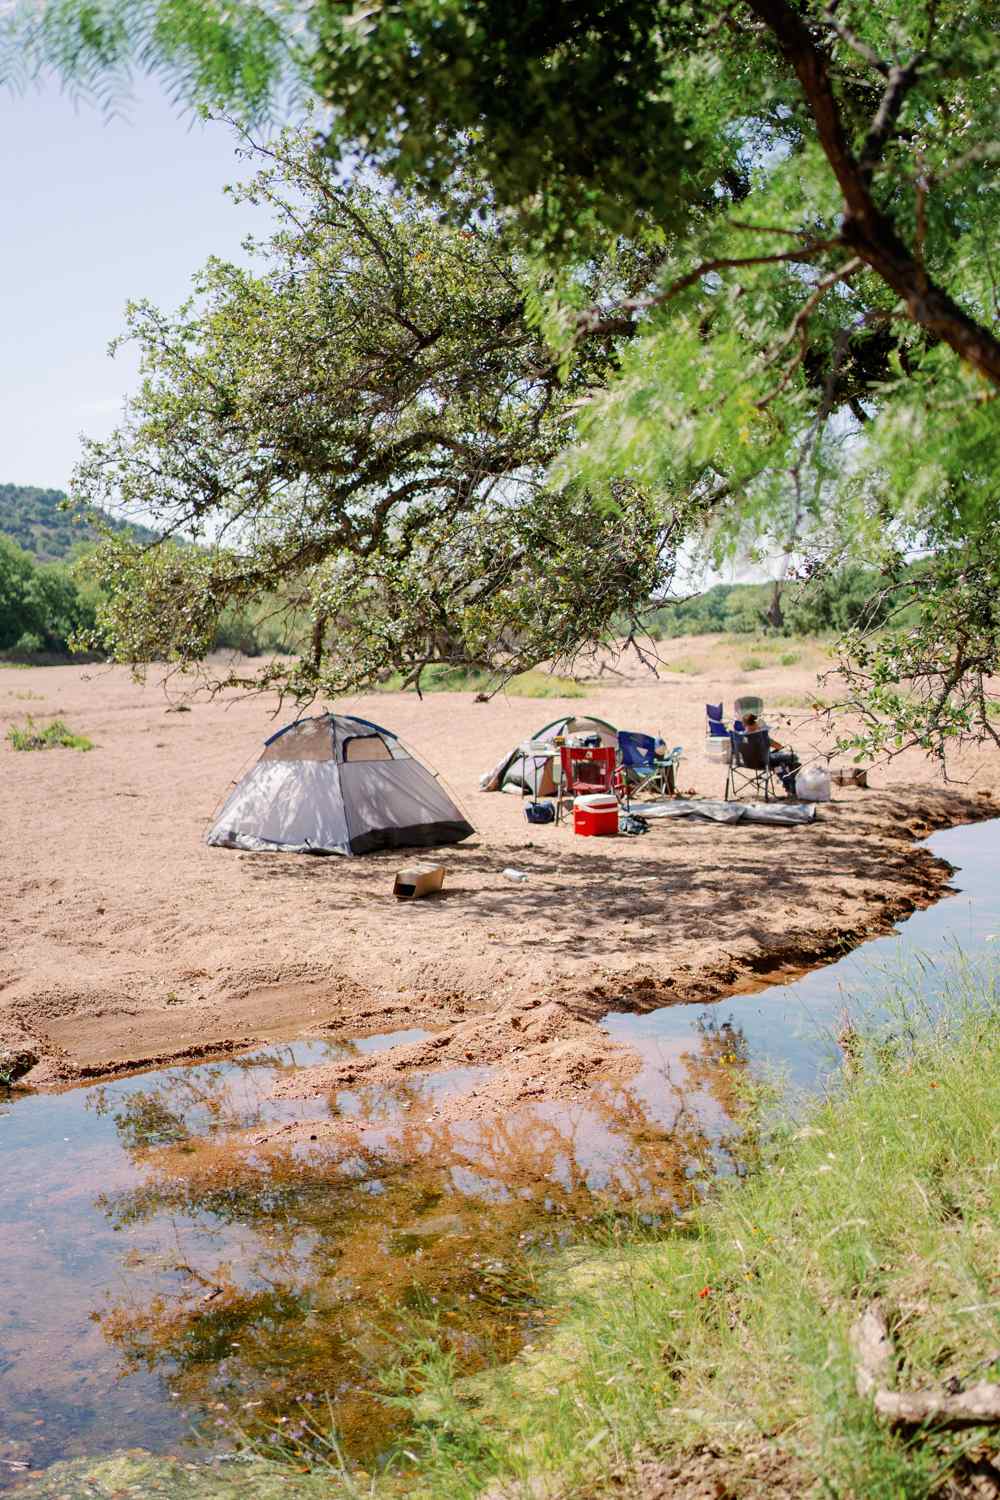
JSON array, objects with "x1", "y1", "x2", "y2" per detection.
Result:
[{"x1": 573, "y1": 793, "x2": 619, "y2": 836}]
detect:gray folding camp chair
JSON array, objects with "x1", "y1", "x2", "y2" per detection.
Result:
[
  {"x1": 725, "y1": 729, "x2": 777, "y2": 802},
  {"x1": 734, "y1": 695, "x2": 764, "y2": 725}
]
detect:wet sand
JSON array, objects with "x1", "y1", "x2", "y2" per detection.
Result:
[{"x1": 1, "y1": 647, "x2": 996, "y2": 1105}]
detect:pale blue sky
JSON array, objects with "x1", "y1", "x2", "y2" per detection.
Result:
[{"x1": 1, "y1": 80, "x2": 269, "y2": 491}]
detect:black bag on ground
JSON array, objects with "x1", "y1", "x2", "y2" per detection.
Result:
[{"x1": 618, "y1": 812, "x2": 650, "y2": 836}]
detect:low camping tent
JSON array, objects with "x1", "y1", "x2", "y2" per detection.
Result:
[
  {"x1": 206, "y1": 713, "x2": 474, "y2": 856},
  {"x1": 480, "y1": 714, "x2": 619, "y2": 795}
]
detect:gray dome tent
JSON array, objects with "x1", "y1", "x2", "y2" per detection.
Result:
[{"x1": 206, "y1": 713, "x2": 474, "y2": 856}]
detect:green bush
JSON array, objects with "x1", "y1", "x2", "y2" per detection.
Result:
[
  {"x1": 783, "y1": 566, "x2": 897, "y2": 636},
  {"x1": 7, "y1": 716, "x2": 93, "y2": 751},
  {"x1": 0, "y1": 535, "x2": 97, "y2": 655},
  {"x1": 639, "y1": 570, "x2": 897, "y2": 642}
]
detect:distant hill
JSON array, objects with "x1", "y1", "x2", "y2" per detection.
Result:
[{"x1": 0, "y1": 483, "x2": 158, "y2": 564}]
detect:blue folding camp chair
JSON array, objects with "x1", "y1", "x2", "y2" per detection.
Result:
[
  {"x1": 617, "y1": 732, "x2": 682, "y2": 808},
  {"x1": 706, "y1": 702, "x2": 729, "y2": 738}
]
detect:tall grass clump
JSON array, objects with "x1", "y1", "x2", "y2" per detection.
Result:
[
  {"x1": 377, "y1": 665, "x2": 587, "y2": 698},
  {"x1": 6, "y1": 716, "x2": 93, "y2": 751},
  {"x1": 368, "y1": 960, "x2": 1000, "y2": 1500}
]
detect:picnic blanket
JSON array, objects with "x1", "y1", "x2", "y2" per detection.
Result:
[{"x1": 637, "y1": 798, "x2": 817, "y2": 826}]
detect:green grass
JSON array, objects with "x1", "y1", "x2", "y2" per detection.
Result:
[
  {"x1": 771, "y1": 691, "x2": 834, "y2": 710},
  {"x1": 302, "y1": 960, "x2": 1000, "y2": 1499},
  {"x1": 779, "y1": 650, "x2": 801, "y2": 666},
  {"x1": 377, "y1": 666, "x2": 588, "y2": 698},
  {"x1": 739, "y1": 654, "x2": 765, "y2": 671},
  {"x1": 6, "y1": 715, "x2": 93, "y2": 751}
]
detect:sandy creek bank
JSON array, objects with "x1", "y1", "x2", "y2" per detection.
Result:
[{"x1": 1, "y1": 659, "x2": 996, "y2": 1110}]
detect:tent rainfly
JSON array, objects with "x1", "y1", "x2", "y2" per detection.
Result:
[{"x1": 206, "y1": 713, "x2": 474, "y2": 856}]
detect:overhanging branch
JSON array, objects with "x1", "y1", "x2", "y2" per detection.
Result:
[{"x1": 744, "y1": 0, "x2": 1000, "y2": 386}]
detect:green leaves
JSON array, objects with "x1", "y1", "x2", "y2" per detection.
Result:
[
  {"x1": 833, "y1": 522, "x2": 1000, "y2": 760},
  {"x1": 0, "y1": 0, "x2": 303, "y2": 119},
  {"x1": 72, "y1": 128, "x2": 674, "y2": 697},
  {"x1": 8, "y1": 0, "x2": 1000, "y2": 746},
  {"x1": 0, "y1": 535, "x2": 97, "y2": 654},
  {"x1": 311, "y1": 0, "x2": 718, "y2": 253}
]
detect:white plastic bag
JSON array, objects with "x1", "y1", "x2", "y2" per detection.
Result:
[{"x1": 795, "y1": 765, "x2": 831, "y2": 802}]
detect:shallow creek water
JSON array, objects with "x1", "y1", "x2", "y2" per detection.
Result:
[{"x1": 1, "y1": 819, "x2": 998, "y2": 1486}]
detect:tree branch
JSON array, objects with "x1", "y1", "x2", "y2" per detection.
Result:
[
  {"x1": 819, "y1": 9, "x2": 889, "y2": 74},
  {"x1": 744, "y1": 0, "x2": 1000, "y2": 387},
  {"x1": 577, "y1": 244, "x2": 838, "y2": 336},
  {"x1": 755, "y1": 256, "x2": 863, "y2": 408},
  {"x1": 859, "y1": 57, "x2": 924, "y2": 180}
]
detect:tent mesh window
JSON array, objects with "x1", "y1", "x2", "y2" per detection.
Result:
[
  {"x1": 341, "y1": 734, "x2": 393, "y2": 762},
  {"x1": 261, "y1": 718, "x2": 334, "y2": 762}
]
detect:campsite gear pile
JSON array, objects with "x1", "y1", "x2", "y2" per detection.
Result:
[
  {"x1": 206, "y1": 713, "x2": 473, "y2": 856},
  {"x1": 708, "y1": 699, "x2": 805, "y2": 802},
  {"x1": 480, "y1": 713, "x2": 688, "y2": 838},
  {"x1": 480, "y1": 715, "x2": 619, "y2": 794}
]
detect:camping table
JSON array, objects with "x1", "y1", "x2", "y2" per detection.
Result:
[{"x1": 515, "y1": 743, "x2": 564, "y2": 801}]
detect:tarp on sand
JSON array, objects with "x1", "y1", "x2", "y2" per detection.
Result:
[{"x1": 637, "y1": 798, "x2": 817, "y2": 825}]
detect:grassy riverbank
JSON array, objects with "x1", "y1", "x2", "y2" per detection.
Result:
[{"x1": 343, "y1": 962, "x2": 1000, "y2": 1500}]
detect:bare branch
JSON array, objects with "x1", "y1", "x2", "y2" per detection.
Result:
[{"x1": 876, "y1": 1384, "x2": 1000, "y2": 1429}]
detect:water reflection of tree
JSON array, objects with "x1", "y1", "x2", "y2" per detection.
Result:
[
  {"x1": 92, "y1": 1022, "x2": 750, "y2": 1464},
  {"x1": 88, "y1": 1045, "x2": 348, "y2": 1150}
]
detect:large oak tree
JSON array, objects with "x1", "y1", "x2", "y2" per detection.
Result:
[{"x1": 73, "y1": 127, "x2": 677, "y2": 698}]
